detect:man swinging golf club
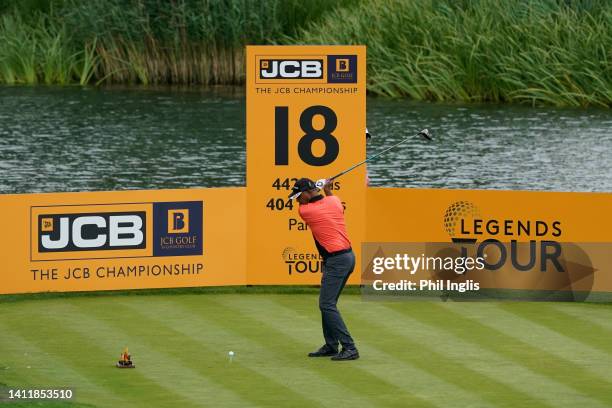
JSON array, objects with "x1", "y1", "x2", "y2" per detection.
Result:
[
  {"x1": 289, "y1": 178, "x2": 359, "y2": 361},
  {"x1": 286, "y1": 129, "x2": 432, "y2": 360}
]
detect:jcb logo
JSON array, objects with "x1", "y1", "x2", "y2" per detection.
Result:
[
  {"x1": 168, "y1": 209, "x2": 189, "y2": 233},
  {"x1": 31, "y1": 201, "x2": 202, "y2": 260},
  {"x1": 259, "y1": 59, "x2": 323, "y2": 79},
  {"x1": 38, "y1": 212, "x2": 146, "y2": 252}
]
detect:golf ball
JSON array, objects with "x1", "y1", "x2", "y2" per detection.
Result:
[{"x1": 228, "y1": 351, "x2": 234, "y2": 357}]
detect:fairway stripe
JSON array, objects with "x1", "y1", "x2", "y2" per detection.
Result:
[
  {"x1": 271, "y1": 296, "x2": 537, "y2": 408},
  {"x1": 117, "y1": 297, "x2": 374, "y2": 408},
  {"x1": 498, "y1": 303, "x2": 612, "y2": 354},
  {"x1": 218, "y1": 295, "x2": 489, "y2": 408},
  {"x1": 549, "y1": 304, "x2": 612, "y2": 334},
  {"x1": 208, "y1": 295, "x2": 435, "y2": 408},
  {"x1": 468, "y1": 303, "x2": 612, "y2": 379},
  {"x1": 0, "y1": 321, "x2": 129, "y2": 407},
  {"x1": 334, "y1": 301, "x2": 552, "y2": 408},
  {"x1": 0, "y1": 315, "x2": 179, "y2": 408},
  {"x1": 102, "y1": 299, "x2": 322, "y2": 408},
  {"x1": 410, "y1": 302, "x2": 612, "y2": 407},
  {"x1": 41, "y1": 302, "x2": 252, "y2": 408},
  {"x1": 346, "y1": 299, "x2": 605, "y2": 408}
]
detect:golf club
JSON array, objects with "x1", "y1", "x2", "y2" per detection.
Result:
[{"x1": 315, "y1": 128, "x2": 432, "y2": 188}]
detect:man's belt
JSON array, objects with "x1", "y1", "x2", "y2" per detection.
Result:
[{"x1": 327, "y1": 247, "x2": 352, "y2": 258}]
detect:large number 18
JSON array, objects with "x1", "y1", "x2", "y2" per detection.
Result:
[{"x1": 275, "y1": 105, "x2": 339, "y2": 166}]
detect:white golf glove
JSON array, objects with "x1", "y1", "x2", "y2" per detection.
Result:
[{"x1": 315, "y1": 178, "x2": 328, "y2": 189}]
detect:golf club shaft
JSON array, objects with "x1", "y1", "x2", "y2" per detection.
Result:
[{"x1": 328, "y1": 130, "x2": 426, "y2": 182}]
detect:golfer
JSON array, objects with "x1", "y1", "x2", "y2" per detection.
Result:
[{"x1": 289, "y1": 178, "x2": 359, "y2": 361}]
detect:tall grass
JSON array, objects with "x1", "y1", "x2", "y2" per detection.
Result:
[
  {"x1": 0, "y1": 0, "x2": 352, "y2": 85},
  {"x1": 295, "y1": 0, "x2": 612, "y2": 107},
  {"x1": 59, "y1": 0, "x2": 354, "y2": 85},
  {"x1": 0, "y1": 12, "x2": 98, "y2": 84},
  {"x1": 0, "y1": 0, "x2": 610, "y2": 107}
]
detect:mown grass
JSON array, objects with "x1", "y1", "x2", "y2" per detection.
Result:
[
  {"x1": 0, "y1": 285, "x2": 357, "y2": 304},
  {"x1": 0, "y1": 0, "x2": 610, "y2": 107},
  {"x1": 1, "y1": 293, "x2": 612, "y2": 407}
]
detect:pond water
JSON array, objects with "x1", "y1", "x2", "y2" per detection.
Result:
[{"x1": 1, "y1": 86, "x2": 610, "y2": 194}]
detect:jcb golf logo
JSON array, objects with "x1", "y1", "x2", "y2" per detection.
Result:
[
  {"x1": 38, "y1": 212, "x2": 146, "y2": 253},
  {"x1": 168, "y1": 209, "x2": 189, "y2": 233},
  {"x1": 327, "y1": 55, "x2": 357, "y2": 83},
  {"x1": 31, "y1": 201, "x2": 203, "y2": 261},
  {"x1": 335, "y1": 58, "x2": 350, "y2": 72},
  {"x1": 153, "y1": 201, "x2": 202, "y2": 257}
]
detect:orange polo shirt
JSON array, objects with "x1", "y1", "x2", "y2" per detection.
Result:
[{"x1": 298, "y1": 195, "x2": 351, "y2": 256}]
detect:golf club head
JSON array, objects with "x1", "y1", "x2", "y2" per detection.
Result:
[{"x1": 418, "y1": 129, "x2": 432, "y2": 141}]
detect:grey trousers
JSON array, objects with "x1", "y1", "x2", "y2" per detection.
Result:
[{"x1": 319, "y1": 250, "x2": 356, "y2": 351}]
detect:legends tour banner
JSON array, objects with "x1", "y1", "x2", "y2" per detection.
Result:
[{"x1": 364, "y1": 188, "x2": 612, "y2": 301}]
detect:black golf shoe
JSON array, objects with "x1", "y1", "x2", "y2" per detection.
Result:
[
  {"x1": 331, "y1": 348, "x2": 359, "y2": 361},
  {"x1": 308, "y1": 345, "x2": 338, "y2": 357}
]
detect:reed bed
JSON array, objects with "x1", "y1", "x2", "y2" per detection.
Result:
[
  {"x1": 296, "y1": 0, "x2": 612, "y2": 107},
  {"x1": 0, "y1": 0, "x2": 609, "y2": 107}
]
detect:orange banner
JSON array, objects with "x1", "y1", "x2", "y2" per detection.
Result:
[
  {"x1": 246, "y1": 45, "x2": 367, "y2": 284},
  {"x1": 1, "y1": 186, "x2": 611, "y2": 296},
  {"x1": 0, "y1": 188, "x2": 245, "y2": 294},
  {"x1": 364, "y1": 188, "x2": 612, "y2": 300},
  {"x1": 366, "y1": 188, "x2": 612, "y2": 242}
]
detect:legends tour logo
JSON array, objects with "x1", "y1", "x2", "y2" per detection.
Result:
[{"x1": 442, "y1": 200, "x2": 563, "y2": 272}]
